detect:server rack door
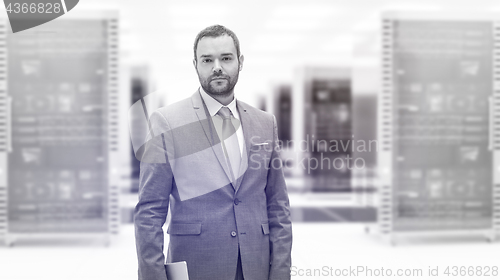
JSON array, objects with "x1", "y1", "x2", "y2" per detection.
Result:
[
  {"x1": 379, "y1": 12, "x2": 500, "y2": 240},
  {"x1": 0, "y1": 20, "x2": 7, "y2": 239},
  {"x1": 305, "y1": 75, "x2": 352, "y2": 192},
  {"x1": 6, "y1": 16, "x2": 117, "y2": 235}
]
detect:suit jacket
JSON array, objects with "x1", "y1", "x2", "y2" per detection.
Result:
[{"x1": 134, "y1": 90, "x2": 292, "y2": 280}]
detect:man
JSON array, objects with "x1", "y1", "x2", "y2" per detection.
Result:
[{"x1": 134, "y1": 25, "x2": 292, "y2": 280}]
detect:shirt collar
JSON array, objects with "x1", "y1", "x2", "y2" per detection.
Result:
[{"x1": 199, "y1": 87, "x2": 239, "y2": 119}]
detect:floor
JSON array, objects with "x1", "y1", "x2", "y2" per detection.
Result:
[{"x1": 1, "y1": 223, "x2": 499, "y2": 280}]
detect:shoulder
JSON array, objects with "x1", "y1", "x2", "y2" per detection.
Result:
[
  {"x1": 237, "y1": 100, "x2": 275, "y2": 124},
  {"x1": 154, "y1": 97, "x2": 193, "y2": 120},
  {"x1": 149, "y1": 93, "x2": 198, "y2": 129},
  {"x1": 237, "y1": 100, "x2": 276, "y2": 133},
  {"x1": 143, "y1": 94, "x2": 196, "y2": 137}
]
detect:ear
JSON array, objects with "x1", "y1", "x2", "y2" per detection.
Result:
[
  {"x1": 193, "y1": 58, "x2": 197, "y2": 69},
  {"x1": 238, "y1": 55, "x2": 244, "y2": 71}
]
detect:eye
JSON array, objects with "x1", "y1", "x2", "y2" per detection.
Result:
[
  {"x1": 202, "y1": 58, "x2": 212, "y2": 63},
  {"x1": 222, "y1": 57, "x2": 232, "y2": 61}
]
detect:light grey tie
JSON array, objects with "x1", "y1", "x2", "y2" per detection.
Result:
[{"x1": 217, "y1": 107, "x2": 241, "y2": 183}]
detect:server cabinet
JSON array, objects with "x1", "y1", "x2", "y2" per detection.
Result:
[
  {"x1": 1, "y1": 11, "x2": 120, "y2": 245},
  {"x1": 378, "y1": 12, "x2": 500, "y2": 243},
  {"x1": 129, "y1": 65, "x2": 151, "y2": 193},
  {"x1": 274, "y1": 85, "x2": 292, "y2": 147},
  {"x1": 0, "y1": 20, "x2": 7, "y2": 240},
  {"x1": 295, "y1": 68, "x2": 352, "y2": 192}
]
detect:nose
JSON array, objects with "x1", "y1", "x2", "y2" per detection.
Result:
[{"x1": 213, "y1": 59, "x2": 222, "y2": 74}]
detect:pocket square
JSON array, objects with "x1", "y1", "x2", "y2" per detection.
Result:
[
  {"x1": 250, "y1": 142, "x2": 271, "y2": 152},
  {"x1": 252, "y1": 142, "x2": 269, "y2": 146}
]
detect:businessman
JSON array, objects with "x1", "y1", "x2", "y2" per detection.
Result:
[{"x1": 134, "y1": 25, "x2": 292, "y2": 280}]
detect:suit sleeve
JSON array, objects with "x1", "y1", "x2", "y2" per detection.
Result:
[
  {"x1": 266, "y1": 115, "x2": 293, "y2": 280},
  {"x1": 134, "y1": 111, "x2": 174, "y2": 280}
]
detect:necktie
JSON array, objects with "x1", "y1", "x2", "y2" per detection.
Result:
[{"x1": 217, "y1": 107, "x2": 241, "y2": 183}]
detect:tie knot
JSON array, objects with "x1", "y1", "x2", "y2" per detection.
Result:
[{"x1": 217, "y1": 107, "x2": 232, "y2": 118}]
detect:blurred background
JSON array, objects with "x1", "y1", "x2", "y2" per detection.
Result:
[{"x1": 1, "y1": 0, "x2": 500, "y2": 279}]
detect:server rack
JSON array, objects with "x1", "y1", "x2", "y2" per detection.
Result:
[
  {"x1": 351, "y1": 94, "x2": 378, "y2": 210},
  {"x1": 1, "y1": 11, "x2": 120, "y2": 246},
  {"x1": 129, "y1": 65, "x2": 151, "y2": 193},
  {"x1": 378, "y1": 12, "x2": 500, "y2": 244},
  {"x1": 298, "y1": 68, "x2": 352, "y2": 192},
  {"x1": 0, "y1": 19, "x2": 7, "y2": 242},
  {"x1": 274, "y1": 85, "x2": 292, "y2": 147}
]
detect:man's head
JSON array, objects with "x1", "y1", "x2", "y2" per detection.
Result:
[{"x1": 193, "y1": 25, "x2": 244, "y2": 99}]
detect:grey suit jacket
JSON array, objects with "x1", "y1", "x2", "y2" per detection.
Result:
[{"x1": 134, "y1": 91, "x2": 292, "y2": 280}]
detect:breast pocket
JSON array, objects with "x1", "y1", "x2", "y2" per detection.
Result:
[
  {"x1": 261, "y1": 223, "x2": 270, "y2": 235},
  {"x1": 248, "y1": 142, "x2": 273, "y2": 170},
  {"x1": 167, "y1": 222, "x2": 202, "y2": 236}
]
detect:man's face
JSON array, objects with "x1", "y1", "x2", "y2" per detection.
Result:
[{"x1": 194, "y1": 35, "x2": 243, "y2": 96}]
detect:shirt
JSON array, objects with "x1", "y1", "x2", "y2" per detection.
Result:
[{"x1": 199, "y1": 87, "x2": 245, "y2": 156}]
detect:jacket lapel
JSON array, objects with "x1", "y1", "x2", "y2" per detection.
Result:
[
  {"x1": 234, "y1": 100, "x2": 253, "y2": 193},
  {"x1": 191, "y1": 90, "x2": 235, "y2": 189}
]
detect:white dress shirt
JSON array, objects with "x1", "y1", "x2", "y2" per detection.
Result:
[{"x1": 199, "y1": 87, "x2": 245, "y2": 156}]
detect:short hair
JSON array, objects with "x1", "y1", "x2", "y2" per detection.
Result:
[{"x1": 193, "y1": 25, "x2": 241, "y2": 62}]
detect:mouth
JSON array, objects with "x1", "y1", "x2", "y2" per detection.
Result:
[{"x1": 211, "y1": 76, "x2": 228, "y2": 82}]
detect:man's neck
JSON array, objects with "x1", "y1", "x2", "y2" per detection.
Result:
[{"x1": 203, "y1": 89, "x2": 235, "y2": 106}]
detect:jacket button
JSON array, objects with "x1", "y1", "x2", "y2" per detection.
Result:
[
  {"x1": 234, "y1": 198, "x2": 240, "y2": 205},
  {"x1": 231, "y1": 231, "x2": 237, "y2": 237}
]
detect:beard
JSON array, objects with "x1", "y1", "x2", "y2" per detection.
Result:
[{"x1": 198, "y1": 71, "x2": 239, "y2": 97}]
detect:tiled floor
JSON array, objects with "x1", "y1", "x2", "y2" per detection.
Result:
[{"x1": 1, "y1": 223, "x2": 499, "y2": 280}]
